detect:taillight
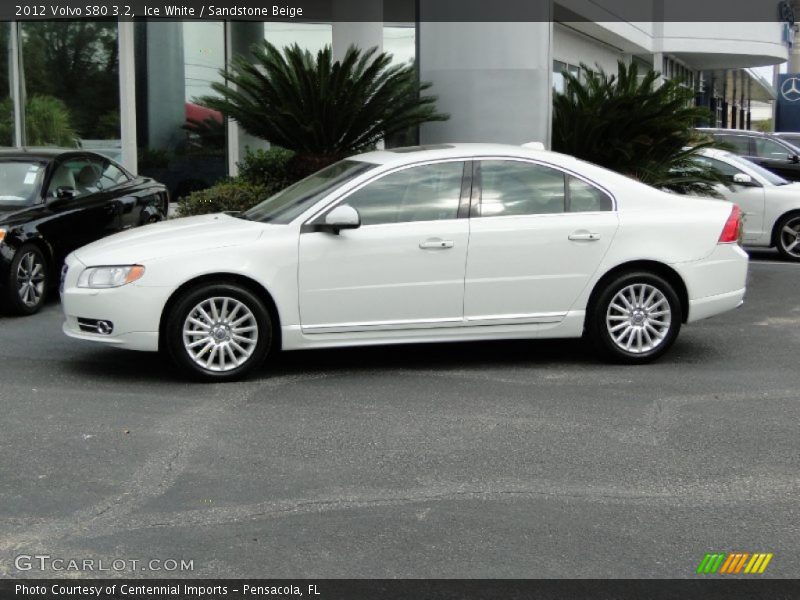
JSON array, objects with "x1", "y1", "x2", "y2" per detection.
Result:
[{"x1": 718, "y1": 205, "x2": 741, "y2": 243}]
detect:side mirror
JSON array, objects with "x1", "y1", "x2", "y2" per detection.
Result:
[
  {"x1": 48, "y1": 186, "x2": 75, "y2": 209},
  {"x1": 732, "y1": 173, "x2": 753, "y2": 185},
  {"x1": 791, "y1": 154, "x2": 800, "y2": 164},
  {"x1": 321, "y1": 204, "x2": 361, "y2": 234},
  {"x1": 56, "y1": 186, "x2": 75, "y2": 200}
]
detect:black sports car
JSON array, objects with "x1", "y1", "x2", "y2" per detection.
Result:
[{"x1": 0, "y1": 149, "x2": 168, "y2": 315}]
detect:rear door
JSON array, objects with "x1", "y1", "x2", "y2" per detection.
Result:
[{"x1": 463, "y1": 159, "x2": 619, "y2": 324}]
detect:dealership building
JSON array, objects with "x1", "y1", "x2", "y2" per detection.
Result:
[{"x1": 1, "y1": 3, "x2": 789, "y2": 194}]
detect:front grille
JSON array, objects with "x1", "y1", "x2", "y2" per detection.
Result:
[{"x1": 59, "y1": 264, "x2": 68, "y2": 295}]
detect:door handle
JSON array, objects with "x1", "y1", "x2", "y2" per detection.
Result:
[
  {"x1": 419, "y1": 238, "x2": 454, "y2": 250},
  {"x1": 568, "y1": 231, "x2": 601, "y2": 241}
]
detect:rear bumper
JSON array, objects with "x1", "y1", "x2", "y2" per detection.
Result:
[
  {"x1": 672, "y1": 244, "x2": 749, "y2": 323},
  {"x1": 688, "y1": 288, "x2": 745, "y2": 322}
]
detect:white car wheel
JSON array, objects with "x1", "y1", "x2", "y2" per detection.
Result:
[{"x1": 166, "y1": 282, "x2": 272, "y2": 381}]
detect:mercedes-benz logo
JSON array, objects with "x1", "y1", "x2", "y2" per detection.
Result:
[{"x1": 782, "y1": 77, "x2": 800, "y2": 102}]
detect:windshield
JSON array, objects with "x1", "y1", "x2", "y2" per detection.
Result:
[
  {"x1": 0, "y1": 160, "x2": 46, "y2": 208},
  {"x1": 727, "y1": 154, "x2": 789, "y2": 186},
  {"x1": 242, "y1": 160, "x2": 377, "y2": 224}
]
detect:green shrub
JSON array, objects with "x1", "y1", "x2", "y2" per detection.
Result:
[
  {"x1": 237, "y1": 147, "x2": 297, "y2": 192},
  {"x1": 176, "y1": 181, "x2": 269, "y2": 217}
]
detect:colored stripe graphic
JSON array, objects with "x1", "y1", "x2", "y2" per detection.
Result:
[
  {"x1": 699, "y1": 552, "x2": 773, "y2": 575},
  {"x1": 696, "y1": 553, "x2": 725, "y2": 574}
]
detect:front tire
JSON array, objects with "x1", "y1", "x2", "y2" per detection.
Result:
[
  {"x1": 775, "y1": 213, "x2": 800, "y2": 262},
  {"x1": 588, "y1": 272, "x2": 682, "y2": 364},
  {"x1": 3, "y1": 245, "x2": 49, "y2": 315},
  {"x1": 165, "y1": 282, "x2": 272, "y2": 381}
]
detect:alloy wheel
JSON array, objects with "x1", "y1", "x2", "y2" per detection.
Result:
[
  {"x1": 605, "y1": 283, "x2": 672, "y2": 354},
  {"x1": 182, "y1": 296, "x2": 259, "y2": 372},
  {"x1": 778, "y1": 216, "x2": 800, "y2": 259},
  {"x1": 16, "y1": 251, "x2": 46, "y2": 308}
]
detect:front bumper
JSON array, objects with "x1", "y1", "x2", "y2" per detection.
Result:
[{"x1": 61, "y1": 255, "x2": 171, "y2": 352}]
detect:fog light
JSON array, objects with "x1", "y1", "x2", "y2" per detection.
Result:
[{"x1": 77, "y1": 318, "x2": 114, "y2": 335}]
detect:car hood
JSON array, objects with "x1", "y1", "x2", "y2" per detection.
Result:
[
  {"x1": 771, "y1": 182, "x2": 800, "y2": 193},
  {"x1": 0, "y1": 204, "x2": 41, "y2": 226},
  {"x1": 73, "y1": 213, "x2": 267, "y2": 265}
]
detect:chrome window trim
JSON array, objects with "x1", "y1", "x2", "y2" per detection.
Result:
[{"x1": 298, "y1": 154, "x2": 618, "y2": 230}]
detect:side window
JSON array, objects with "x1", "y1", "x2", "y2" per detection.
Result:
[
  {"x1": 341, "y1": 161, "x2": 464, "y2": 226},
  {"x1": 478, "y1": 160, "x2": 565, "y2": 217},
  {"x1": 97, "y1": 161, "x2": 130, "y2": 188},
  {"x1": 567, "y1": 177, "x2": 613, "y2": 212},
  {"x1": 715, "y1": 135, "x2": 751, "y2": 155},
  {"x1": 753, "y1": 138, "x2": 791, "y2": 159},
  {"x1": 698, "y1": 157, "x2": 740, "y2": 178},
  {"x1": 47, "y1": 158, "x2": 96, "y2": 198}
]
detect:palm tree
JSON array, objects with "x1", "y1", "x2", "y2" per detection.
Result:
[
  {"x1": 552, "y1": 61, "x2": 721, "y2": 194},
  {"x1": 200, "y1": 42, "x2": 448, "y2": 177}
]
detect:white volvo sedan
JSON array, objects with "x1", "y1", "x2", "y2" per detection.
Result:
[
  {"x1": 690, "y1": 148, "x2": 800, "y2": 261},
  {"x1": 61, "y1": 144, "x2": 748, "y2": 381}
]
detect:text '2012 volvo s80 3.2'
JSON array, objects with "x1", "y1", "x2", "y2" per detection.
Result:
[{"x1": 61, "y1": 144, "x2": 748, "y2": 381}]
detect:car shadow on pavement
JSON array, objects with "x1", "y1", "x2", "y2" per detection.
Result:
[{"x1": 63, "y1": 335, "x2": 720, "y2": 385}]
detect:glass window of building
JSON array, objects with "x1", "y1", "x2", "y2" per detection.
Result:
[
  {"x1": 383, "y1": 25, "x2": 415, "y2": 65},
  {"x1": 19, "y1": 22, "x2": 120, "y2": 156},
  {"x1": 264, "y1": 23, "x2": 333, "y2": 54},
  {"x1": 553, "y1": 60, "x2": 580, "y2": 93},
  {"x1": 0, "y1": 23, "x2": 14, "y2": 146},
  {"x1": 135, "y1": 21, "x2": 227, "y2": 198}
]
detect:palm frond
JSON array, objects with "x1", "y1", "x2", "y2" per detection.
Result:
[{"x1": 199, "y1": 41, "x2": 448, "y2": 174}]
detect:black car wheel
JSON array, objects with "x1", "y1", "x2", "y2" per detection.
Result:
[
  {"x1": 588, "y1": 271, "x2": 682, "y2": 364},
  {"x1": 165, "y1": 282, "x2": 273, "y2": 381},
  {"x1": 775, "y1": 213, "x2": 800, "y2": 262},
  {"x1": 3, "y1": 245, "x2": 49, "y2": 315}
]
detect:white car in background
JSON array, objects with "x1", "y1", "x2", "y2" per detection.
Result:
[
  {"x1": 691, "y1": 148, "x2": 800, "y2": 261},
  {"x1": 61, "y1": 144, "x2": 748, "y2": 381}
]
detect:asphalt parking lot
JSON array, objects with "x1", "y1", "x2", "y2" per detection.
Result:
[{"x1": 1, "y1": 249, "x2": 798, "y2": 579}]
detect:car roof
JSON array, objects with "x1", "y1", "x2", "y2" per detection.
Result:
[
  {"x1": 353, "y1": 143, "x2": 580, "y2": 167},
  {"x1": 696, "y1": 147, "x2": 737, "y2": 160},
  {"x1": 696, "y1": 128, "x2": 773, "y2": 138},
  {"x1": 0, "y1": 147, "x2": 98, "y2": 160}
]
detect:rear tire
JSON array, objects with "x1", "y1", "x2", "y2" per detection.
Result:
[
  {"x1": 774, "y1": 213, "x2": 800, "y2": 262},
  {"x1": 165, "y1": 282, "x2": 272, "y2": 381},
  {"x1": 3, "y1": 245, "x2": 49, "y2": 315},
  {"x1": 588, "y1": 271, "x2": 682, "y2": 364}
]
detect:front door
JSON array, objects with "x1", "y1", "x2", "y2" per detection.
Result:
[
  {"x1": 750, "y1": 137, "x2": 800, "y2": 182},
  {"x1": 464, "y1": 159, "x2": 619, "y2": 324},
  {"x1": 298, "y1": 160, "x2": 470, "y2": 333},
  {"x1": 38, "y1": 156, "x2": 121, "y2": 264}
]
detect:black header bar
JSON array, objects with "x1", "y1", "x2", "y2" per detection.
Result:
[{"x1": 2, "y1": 0, "x2": 798, "y2": 22}]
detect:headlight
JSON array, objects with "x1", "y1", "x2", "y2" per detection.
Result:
[
  {"x1": 0, "y1": 228, "x2": 6, "y2": 244},
  {"x1": 77, "y1": 265, "x2": 145, "y2": 288}
]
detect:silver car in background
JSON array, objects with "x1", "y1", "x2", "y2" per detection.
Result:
[{"x1": 691, "y1": 148, "x2": 800, "y2": 261}]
